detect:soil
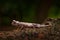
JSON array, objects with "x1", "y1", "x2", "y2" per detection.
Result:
[
  {"x1": 0, "y1": 18, "x2": 60, "y2": 40},
  {"x1": 0, "y1": 26, "x2": 17, "y2": 31}
]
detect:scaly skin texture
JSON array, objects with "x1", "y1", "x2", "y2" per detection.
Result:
[{"x1": 0, "y1": 18, "x2": 60, "y2": 40}]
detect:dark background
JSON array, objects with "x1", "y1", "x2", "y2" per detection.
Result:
[{"x1": 0, "y1": 0, "x2": 60, "y2": 27}]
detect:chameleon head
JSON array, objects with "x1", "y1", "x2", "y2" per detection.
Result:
[{"x1": 11, "y1": 20, "x2": 20, "y2": 26}]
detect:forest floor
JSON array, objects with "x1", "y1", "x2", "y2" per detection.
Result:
[
  {"x1": 0, "y1": 18, "x2": 60, "y2": 40},
  {"x1": 0, "y1": 26, "x2": 17, "y2": 31}
]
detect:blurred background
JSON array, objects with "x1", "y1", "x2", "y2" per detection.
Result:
[{"x1": 0, "y1": 0, "x2": 60, "y2": 27}]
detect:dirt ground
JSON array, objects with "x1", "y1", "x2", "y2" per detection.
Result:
[{"x1": 0, "y1": 18, "x2": 60, "y2": 40}]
